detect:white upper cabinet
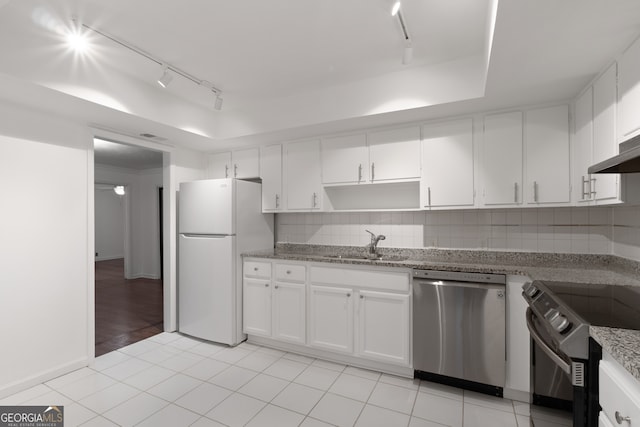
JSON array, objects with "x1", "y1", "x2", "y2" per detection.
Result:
[
  {"x1": 368, "y1": 126, "x2": 421, "y2": 182},
  {"x1": 260, "y1": 144, "x2": 282, "y2": 211},
  {"x1": 231, "y1": 148, "x2": 260, "y2": 179},
  {"x1": 592, "y1": 63, "x2": 619, "y2": 202},
  {"x1": 321, "y1": 126, "x2": 420, "y2": 185},
  {"x1": 208, "y1": 152, "x2": 232, "y2": 179},
  {"x1": 321, "y1": 133, "x2": 368, "y2": 184},
  {"x1": 618, "y1": 35, "x2": 640, "y2": 139},
  {"x1": 524, "y1": 105, "x2": 571, "y2": 205},
  {"x1": 284, "y1": 139, "x2": 322, "y2": 210},
  {"x1": 422, "y1": 118, "x2": 474, "y2": 208},
  {"x1": 208, "y1": 148, "x2": 260, "y2": 179},
  {"x1": 482, "y1": 112, "x2": 523, "y2": 205},
  {"x1": 573, "y1": 87, "x2": 594, "y2": 204}
]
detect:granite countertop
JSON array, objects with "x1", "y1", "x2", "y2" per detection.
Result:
[
  {"x1": 591, "y1": 327, "x2": 640, "y2": 382},
  {"x1": 245, "y1": 243, "x2": 640, "y2": 286},
  {"x1": 245, "y1": 243, "x2": 640, "y2": 381}
]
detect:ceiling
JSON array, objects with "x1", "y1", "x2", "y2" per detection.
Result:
[
  {"x1": 0, "y1": 1, "x2": 639, "y2": 152},
  {"x1": 94, "y1": 138, "x2": 163, "y2": 170}
]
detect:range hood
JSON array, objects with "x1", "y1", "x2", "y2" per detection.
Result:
[{"x1": 589, "y1": 134, "x2": 640, "y2": 174}]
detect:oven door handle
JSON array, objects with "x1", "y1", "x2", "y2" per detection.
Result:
[{"x1": 526, "y1": 308, "x2": 571, "y2": 375}]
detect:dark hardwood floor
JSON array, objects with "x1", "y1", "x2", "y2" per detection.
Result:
[{"x1": 95, "y1": 259, "x2": 164, "y2": 356}]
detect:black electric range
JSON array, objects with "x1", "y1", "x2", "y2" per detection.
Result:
[{"x1": 523, "y1": 280, "x2": 640, "y2": 427}]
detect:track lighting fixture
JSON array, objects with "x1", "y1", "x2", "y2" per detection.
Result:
[
  {"x1": 157, "y1": 66, "x2": 173, "y2": 88},
  {"x1": 391, "y1": 1, "x2": 413, "y2": 64},
  {"x1": 113, "y1": 185, "x2": 125, "y2": 196},
  {"x1": 70, "y1": 18, "x2": 223, "y2": 110}
]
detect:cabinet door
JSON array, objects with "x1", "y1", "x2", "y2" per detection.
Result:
[
  {"x1": 598, "y1": 412, "x2": 614, "y2": 427},
  {"x1": 593, "y1": 63, "x2": 619, "y2": 202},
  {"x1": 309, "y1": 285, "x2": 353, "y2": 353},
  {"x1": 243, "y1": 278, "x2": 271, "y2": 337},
  {"x1": 525, "y1": 105, "x2": 570, "y2": 204},
  {"x1": 285, "y1": 140, "x2": 322, "y2": 210},
  {"x1": 574, "y1": 88, "x2": 594, "y2": 204},
  {"x1": 273, "y1": 282, "x2": 305, "y2": 344},
  {"x1": 208, "y1": 152, "x2": 231, "y2": 179},
  {"x1": 618, "y1": 37, "x2": 640, "y2": 139},
  {"x1": 482, "y1": 112, "x2": 523, "y2": 205},
  {"x1": 357, "y1": 290, "x2": 410, "y2": 366},
  {"x1": 260, "y1": 144, "x2": 282, "y2": 211},
  {"x1": 321, "y1": 133, "x2": 368, "y2": 184},
  {"x1": 368, "y1": 126, "x2": 421, "y2": 182},
  {"x1": 422, "y1": 118, "x2": 474, "y2": 207},
  {"x1": 232, "y1": 148, "x2": 260, "y2": 179}
]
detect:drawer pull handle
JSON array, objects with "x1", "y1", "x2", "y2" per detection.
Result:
[
  {"x1": 615, "y1": 411, "x2": 631, "y2": 424},
  {"x1": 286, "y1": 270, "x2": 291, "y2": 274},
  {"x1": 254, "y1": 267, "x2": 258, "y2": 271},
  {"x1": 360, "y1": 295, "x2": 364, "y2": 299},
  {"x1": 264, "y1": 283, "x2": 269, "y2": 287},
  {"x1": 346, "y1": 293, "x2": 351, "y2": 297},
  {"x1": 275, "y1": 285, "x2": 279, "y2": 289}
]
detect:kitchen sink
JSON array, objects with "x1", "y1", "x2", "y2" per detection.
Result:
[{"x1": 319, "y1": 254, "x2": 409, "y2": 262}]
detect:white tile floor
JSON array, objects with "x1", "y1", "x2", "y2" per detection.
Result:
[{"x1": 0, "y1": 333, "x2": 574, "y2": 427}]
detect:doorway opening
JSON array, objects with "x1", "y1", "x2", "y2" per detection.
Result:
[{"x1": 94, "y1": 137, "x2": 165, "y2": 356}]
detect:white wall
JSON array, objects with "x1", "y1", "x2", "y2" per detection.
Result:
[
  {"x1": 612, "y1": 205, "x2": 640, "y2": 261},
  {"x1": 0, "y1": 99, "x2": 208, "y2": 398},
  {"x1": 0, "y1": 102, "x2": 92, "y2": 397},
  {"x1": 95, "y1": 166, "x2": 163, "y2": 279},
  {"x1": 95, "y1": 187, "x2": 125, "y2": 260}
]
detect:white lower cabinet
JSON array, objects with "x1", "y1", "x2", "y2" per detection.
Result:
[
  {"x1": 243, "y1": 258, "x2": 412, "y2": 372},
  {"x1": 599, "y1": 351, "x2": 640, "y2": 427},
  {"x1": 243, "y1": 278, "x2": 272, "y2": 337},
  {"x1": 356, "y1": 290, "x2": 410, "y2": 365},
  {"x1": 273, "y1": 281, "x2": 306, "y2": 344},
  {"x1": 243, "y1": 261, "x2": 306, "y2": 344},
  {"x1": 309, "y1": 285, "x2": 354, "y2": 353},
  {"x1": 308, "y1": 265, "x2": 411, "y2": 367}
]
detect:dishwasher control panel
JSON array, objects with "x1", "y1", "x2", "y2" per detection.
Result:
[{"x1": 412, "y1": 269, "x2": 506, "y2": 284}]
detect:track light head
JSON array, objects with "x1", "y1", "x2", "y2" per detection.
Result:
[
  {"x1": 402, "y1": 43, "x2": 413, "y2": 65},
  {"x1": 214, "y1": 95, "x2": 223, "y2": 111},
  {"x1": 157, "y1": 67, "x2": 173, "y2": 88},
  {"x1": 391, "y1": 1, "x2": 401, "y2": 16}
]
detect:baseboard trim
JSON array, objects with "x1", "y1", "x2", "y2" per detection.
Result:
[
  {"x1": 247, "y1": 335, "x2": 413, "y2": 378},
  {"x1": 0, "y1": 357, "x2": 89, "y2": 400},
  {"x1": 95, "y1": 256, "x2": 124, "y2": 262},
  {"x1": 504, "y1": 387, "x2": 531, "y2": 403}
]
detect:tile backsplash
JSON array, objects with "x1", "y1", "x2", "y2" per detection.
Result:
[{"x1": 276, "y1": 205, "x2": 640, "y2": 262}]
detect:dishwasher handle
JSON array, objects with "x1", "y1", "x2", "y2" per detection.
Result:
[{"x1": 414, "y1": 278, "x2": 505, "y2": 291}]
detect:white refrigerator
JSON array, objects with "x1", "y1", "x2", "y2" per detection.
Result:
[{"x1": 178, "y1": 178, "x2": 273, "y2": 345}]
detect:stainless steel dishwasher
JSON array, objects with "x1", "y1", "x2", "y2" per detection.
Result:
[{"x1": 413, "y1": 269, "x2": 506, "y2": 396}]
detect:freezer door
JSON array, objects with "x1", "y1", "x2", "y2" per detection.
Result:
[
  {"x1": 179, "y1": 179, "x2": 234, "y2": 235},
  {"x1": 178, "y1": 234, "x2": 235, "y2": 344}
]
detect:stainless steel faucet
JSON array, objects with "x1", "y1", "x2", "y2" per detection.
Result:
[{"x1": 365, "y1": 229, "x2": 386, "y2": 258}]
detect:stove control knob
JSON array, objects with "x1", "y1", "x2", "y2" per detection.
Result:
[
  {"x1": 544, "y1": 308, "x2": 560, "y2": 322},
  {"x1": 523, "y1": 283, "x2": 540, "y2": 298},
  {"x1": 550, "y1": 314, "x2": 571, "y2": 334}
]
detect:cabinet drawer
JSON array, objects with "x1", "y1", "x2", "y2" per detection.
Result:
[
  {"x1": 275, "y1": 263, "x2": 306, "y2": 282},
  {"x1": 599, "y1": 360, "x2": 640, "y2": 425},
  {"x1": 244, "y1": 261, "x2": 271, "y2": 278},
  {"x1": 310, "y1": 265, "x2": 410, "y2": 292}
]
